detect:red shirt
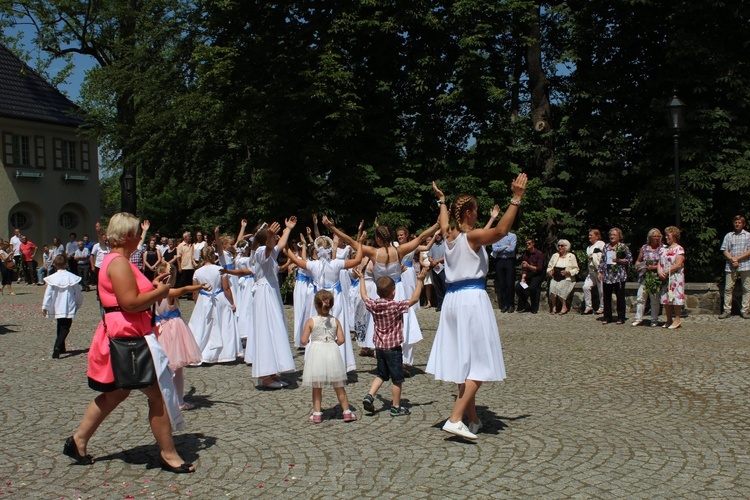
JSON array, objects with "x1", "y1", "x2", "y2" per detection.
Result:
[
  {"x1": 20, "y1": 241, "x2": 37, "y2": 261},
  {"x1": 363, "y1": 297, "x2": 411, "y2": 350}
]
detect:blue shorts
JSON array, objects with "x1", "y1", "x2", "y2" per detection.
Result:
[{"x1": 375, "y1": 347, "x2": 404, "y2": 384}]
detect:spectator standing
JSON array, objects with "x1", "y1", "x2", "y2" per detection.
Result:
[
  {"x1": 515, "y1": 238, "x2": 545, "y2": 313},
  {"x1": 719, "y1": 215, "x2": 750, "y2": 319},
  {"x1": 193, "y1": 231, "x2": 207, "y2": 269},
  {"x1": 74, "y1": 241, "x2": 91, "y2": 292},
  {"x1": 65, "y1": 233, "x2": 78, "y2": 274},
  {"x1": 90, "y1": 236, "x2": 111, "y2": 289},
  {"x1": 659, "y1": 226, "x2": 686, "y2": 329},
  {"x1": 51, "y1": 237, "x2": 65, "y2": 257},
  {"x1": 491, "y1": 232, "x2": 517, "y2": 312},
  {"x1": 156, "y1": 236, "x2": 169, "y2": 257},
  {"x1": 10, "y1": 228, "x2": 22, "y2": 283},
  {"x1": 582, "y1": 229, "x2": 606, "y2": 314},
  {"x1": 176, "y1": 232, "x2": 196, "y2": 291},
  {"x1": 597, "y1": 228, "x2": 632, "y2": 325},
  {"x1": 19, "y1": 235, "x2": 38, "y2": 285}
]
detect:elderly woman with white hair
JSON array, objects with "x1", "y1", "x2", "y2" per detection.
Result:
[{"x1": 546, "y1": 239, "x2": 579, "y2": 314}]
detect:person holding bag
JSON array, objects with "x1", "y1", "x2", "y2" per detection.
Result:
[{"x1": 63, "y1": 213, "x2": 195, "y2": 474}]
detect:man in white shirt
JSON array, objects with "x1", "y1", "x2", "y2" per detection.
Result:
[
  {"x1": 90, "y1": 236, "x2": 111, "y2": 290},
  {"x1": 73, "y1": 241, "x2": 91, "y2": 292},
  {"x1": 65, "y1": 233, "x2": 78, "y2": 273},
  {"x1": 9, "y1": 228, "x2": 22, "y2": 282},
  {"x1": 156, "y1": 236, "x2": 169, "y2": 256},
  {"x1": 719, "y1": 215, "x2": 750, "y2": 319}
]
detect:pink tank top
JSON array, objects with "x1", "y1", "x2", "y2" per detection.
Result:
[{"x1": 87, "y1": 253, "x2": 155, "y2": 383}]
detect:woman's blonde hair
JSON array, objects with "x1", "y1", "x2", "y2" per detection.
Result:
[
  {"x1": 608, "y1": 227, "x2": 624, "y2": 242},
  {"x1": 202, "y1": 245, "x2": 217, "y2": 264},
  {"x1": 106, "y1": 213, "x2": 139, "y2": 247},
  {"x1": 646, "y1": 228, "x2": 662, "y2": 240},
  {"x1": 664, "y1": 226, "x2": 681, "y2": 243}
]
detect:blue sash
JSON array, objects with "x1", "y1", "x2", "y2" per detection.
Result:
[
  {"x1": 155, "y1": 309, "x2": 181, "y2": 322},
  {"x1": 403, "y1": 261, "x2": 413, "y2": 268},
  {"x1": 296, "y1": 274, "x2": 311, "y2": 283},
  {"x1": 199, "y1": 287, "x2": 224, "y2": 297},
  {"x1": 314, "y1": 281, "x2": 342, "y2": 294},
  {"x1": 223, "y1": 263, "x2": 235, "y2": 270},
  {"x1": 350, "y1": 278, "x2": 360, "y2": 287},
  {"x1": 446, "y1": 278, "x2": 486, "y2": 294}
]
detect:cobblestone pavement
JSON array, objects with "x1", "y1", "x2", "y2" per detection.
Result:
[{"x1": 1, "y1": 285, "x2": 749, "y2": 498}]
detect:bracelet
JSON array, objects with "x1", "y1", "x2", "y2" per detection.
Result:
[
  {"x1": 509, "y1": 199, "x2": 522, "y2": 207},
  {"x1": 436, "y1": 200, "x2": 446, "y2": 207}
]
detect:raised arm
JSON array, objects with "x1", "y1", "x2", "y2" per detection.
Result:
[
  {"x1": 236, "y1": 219, "x2": 248, "y2": 246},
  {"x1": 433, "y1": 182, "x2": 450, "y2": 235},
  {"x1": 276, "y1": 216, "x2": 297, "y2": 252},
  {"x1": 283, "y1": 247, "x2": 308, "y2": 270},
  {"x1": 397, "y1": 222, "x2": 440, "y2": 257},
  {"x1": 95, "y1": 221, "x2": 106, "y2": 245},
  {"x1": 484, "y1": 204, "x2": 501, "y2": 230},
  {"x1": 466, "y1": 173, "x2": 527, "y2": 249},
  {"x1": 137, "y1": 220, "x2": 150, "y2": 249},
  {"x1": 344, "y1": 232, "x2": 366, "y2": 269},
  {"x1": 312, "y1": 214, "x2": 321, "y2": 239},
  {"x1": 323, "y1": 216, "x2": 377, "y2": 260},
  {"x1": 214, "y1": 226, "x2": 223, "y2": 255}
]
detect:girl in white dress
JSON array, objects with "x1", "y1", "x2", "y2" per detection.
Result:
[
  {"x1": 283, "y1": 233, "x2": 364, "y2": 372},
  {"x1": 220, "y1": 242, "x2": 255, "y2": 361},
  {"x1": 154, "y1": 262, "x2": 207, "y2": 410},
  {"x1": 251, "y1": 218, "x2": 297, "y2": 389},
  {"x1": 324, "y1": 218, "x2": 439, "y2": 367},
  {"x1": 292, "y1": 236, "x2": 315, "y2": 348},
  {"x1": 188, "y1": 246, "x2": 240, "y2": 364},
  {"x1": 427, "y1": 174, "x2": 527, "y2": 440},
  {"x1": 301, "y1": 290, "x2": 357, "y2": 423}
]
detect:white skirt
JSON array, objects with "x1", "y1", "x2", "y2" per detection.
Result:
[
  {"x1": 312, "y1": 286, "x2": 356, "y2": 372},
  {"x1": 188, "y1": 291, "x2": 241, "y2": 364},
  {"x1": 302, "y1": 341, "x2": 347, "y2": 388},
  {"x1": 292, "y1": 279, "x2": 315, "y2": 347},
  {"x1": 251, "y1": 283, "x2": 295, "y2": 377},
  {"x1": 395, "y1": 278, "x2": 422, "y2": 346},
  {"x1": 426, "y1": 288, "x2": 505, "y2": 383}
]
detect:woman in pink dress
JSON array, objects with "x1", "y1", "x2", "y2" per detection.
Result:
[
  {"x1": 154, "y1": 262, "x2": 208, "y2": 410},
  {"x1": 64, "y1": 214, "x2": 195, "y2": 474}
]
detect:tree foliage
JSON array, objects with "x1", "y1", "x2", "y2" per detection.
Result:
[{"x1": 3, "y1": 0, "x2": 750, "y2": 277}]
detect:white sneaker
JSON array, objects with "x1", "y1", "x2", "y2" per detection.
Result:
[
  {"x1": 468, "y1": 420, "x2": 483, "y2": 435},
  {"x1": 442, "y1": 419, "x2": 477, "y2": 440}
]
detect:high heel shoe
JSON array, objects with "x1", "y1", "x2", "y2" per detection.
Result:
[
  {"x1": 157, "y1": 455, "x2": 195, "y2": 474},
  {"x1": 668, "y1": 322, "x2": 682, "y2": 330},
  {"x1": 63, "y1": 436, "x2": 94, "y2": 465}
]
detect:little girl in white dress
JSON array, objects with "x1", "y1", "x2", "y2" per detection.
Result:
[{"x1": 301, "y1": 290, "x2": 357, "y2": 423}]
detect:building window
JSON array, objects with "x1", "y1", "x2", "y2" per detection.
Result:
[
  {"x1": 59, "y1": 212, "x2": 79, "y2": 230},
  {"x1": 10, "y1": 212, "x2": 30, "y2": 231},
  {"x1": 12, "y1": 134, "x2": 30, "y2": 166},
  {"x1": 35, "y1": 136, "x2": 46, "y2": 169},
  {"x1": 54, "y1": 139, "x2": 77, "y2": 170}
]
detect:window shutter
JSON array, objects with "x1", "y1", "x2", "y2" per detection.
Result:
[
  {"x1": 35, "y1": 136, "x2": 46, "y2": 169},
  {"x1": 2, "y1": 131, "x2": 13, "y2": 167},
  {"x1": 53, "y1": 138, "x2": 63, "y2": 170},
  {"x1": 80, "y1": 141, "x2": 90, "y2": 172}
]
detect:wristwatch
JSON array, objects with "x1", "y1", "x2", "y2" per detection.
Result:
[{"x1": 436, "y1": 200, "x2": 446, "y2": 207}]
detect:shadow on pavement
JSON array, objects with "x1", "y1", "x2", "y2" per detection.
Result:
[
  {"x1": 0, "y1": 324, "x2": 18, "y2": 335},
  {"x1": 95, "y1": 433, "x2": 216, "y2": 466}
]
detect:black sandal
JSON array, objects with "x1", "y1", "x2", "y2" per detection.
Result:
[
  {"x1": 158, "y1": 455, "x2": 195, "y2": 474},
  {"x1": 63, "y1": 436, "x2": 94, "y2": 465}
]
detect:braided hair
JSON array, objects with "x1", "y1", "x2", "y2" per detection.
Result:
[
  {"x1": 451, "y1": 194, "x2": 478, "y2": 233},
  {"x1": 375, "y1": 225, "x2": 394, "y2": 265}
]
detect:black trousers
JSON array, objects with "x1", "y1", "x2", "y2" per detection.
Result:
[
  {"x1": 602, "y1": 281, "x2": 626, "y2": 322},
  {"x1": 177, "y1": 269, "x2": 195, "y2": 289},
  {"x1": 23, "y1": 260, "x2": 37, "y2": 284},
  {"x1": 515, "y1": 274, "x2": 544, "y2": 312},
  {"x1": 54, "y1": 318, "x2": 72, "y2": 354},
  {"x1": 494, "y1": 258, "x2": 516, "y2": 309},
  {"x1": 432, "y1": 270, "x2": 447, "y2": 310}
]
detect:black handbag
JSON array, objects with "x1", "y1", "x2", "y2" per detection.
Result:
[{"x1": 104, "y1": 306, "x2": 157, "y2": 390}]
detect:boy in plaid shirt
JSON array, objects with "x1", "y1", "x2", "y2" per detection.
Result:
[{"x1": 355, "y1": 267, "x2": 426, "y2": 416}]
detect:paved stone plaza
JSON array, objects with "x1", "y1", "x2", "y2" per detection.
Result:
[{"x1": 1, "y1": 285, "x2": 749, "y2": 498}]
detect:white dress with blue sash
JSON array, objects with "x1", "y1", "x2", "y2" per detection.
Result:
[{"x1": 426, "y1": 233, "x2": 506, "y2": 383}]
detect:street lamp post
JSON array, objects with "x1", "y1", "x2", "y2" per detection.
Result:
[
  {"x1": 119, "y1": 172, "x2": 135, "y2": 214},
  {"x1": 666, "y1": 92, "x2": 686, "y2": 228}
]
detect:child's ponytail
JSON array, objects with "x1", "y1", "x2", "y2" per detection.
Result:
[{"x1": 314, "y1": 290, "x2": 334, "y2": 315}]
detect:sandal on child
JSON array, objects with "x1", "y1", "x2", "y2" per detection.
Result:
[
  {"x1": 308, "y1": 412, "x2": 323, "y2": 423},
  {"x1": 343, "y1": 410, "x2": 358, "y2": 422}
]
